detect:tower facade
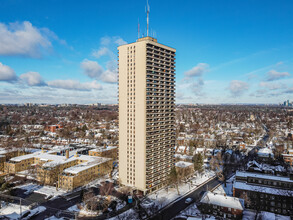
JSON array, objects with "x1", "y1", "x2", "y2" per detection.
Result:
[{"x1": 118, "y1": 36, "x2": 176, "y2": 193}]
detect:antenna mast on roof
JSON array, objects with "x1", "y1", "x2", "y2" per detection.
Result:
[
  {"x1": 146, "y1": 0, "x2": 150, "y2": 36},
  {"x1": 138, "y1": 18, "x2": 140, "y2": 39}
]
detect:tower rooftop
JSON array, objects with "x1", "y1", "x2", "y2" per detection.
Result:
[{"x1": 137, "y1": 36, "x2": 157, "y2": 43}]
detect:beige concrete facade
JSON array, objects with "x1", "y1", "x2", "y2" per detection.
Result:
[{"x1": 118, "y1": 37, "x2": 176, "y2": 193}]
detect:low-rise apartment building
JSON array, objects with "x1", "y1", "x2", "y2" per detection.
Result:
[
  {"x1": 0, "y1": 148, "x2": 32, "y2": 171},
  {"x1": 199, "y1": 192, "x2": 244, "y2": 219},
  {"x1": 58, "y1": 156, "x2": 112, "y2": 190},
  {"x1": 233, "y1": 171, "x2": 293, "y2": 216},
  {"x1": 4, "y1": 149, "x2": 112, "y2": 189},
  {"x1": 89, "y1": 146, "x2": 117, "y2": 160}
]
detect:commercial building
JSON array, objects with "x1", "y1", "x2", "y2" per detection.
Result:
[
  {"x1": 118, "y1": 36, "x2": 176, "y2": 193},
  {"x1": 233, "y1": 171, "x2": 293, "y2": 216}
]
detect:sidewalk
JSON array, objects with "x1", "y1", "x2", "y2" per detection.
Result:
[{"x1": 144, "y1": 170, "x2": 216, "y2": 209}]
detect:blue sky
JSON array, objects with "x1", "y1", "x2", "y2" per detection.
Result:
[{"x1": 0, "y1": 0, "x2": 293, "y2": 104}]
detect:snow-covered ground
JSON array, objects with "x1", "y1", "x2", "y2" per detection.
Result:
[
  {"x1": 242, "y1": 209, "x2": 256, "y2": 220},
  {"x1": 174, "y1": 203, "x2": 216, "y2": 220},
  {"x1": 16, "y1": 183, "x2": 42, "y2": 195},
  {"x1": 45, "y1": 216, "x2": 66, "y2": 220},
  {"x1": 108, "y1": 208, "x2": 139, "y2": 220},
  {"x1": 0, "y1": 202, "x2": 45, "y2": 220},
  {"x1": 35, "y1": 185, "x2": 66, "y2": 198},
  {"x1": 69, "y1": 202, "x2": 102, "y2": 217},
  {"x1": 79, "y1": 208, "x2": 100, "y2": 217},
  {"x1": 15, "y1": 170, "x2": 36, "y2": 180},
  {"x1": 212, "y1": 175, "x2": 234, "y2": 196},
  {"x1": 67, "y1": 204, "x2": 80, "y2": 212},
  {"x1": 257, "y1": 211, "x2": 291, "y2": 220},
  {"x1": 146, "y1": 170, "x2": 215, "y2": 209},
  {"x1": 116, "y1": 200, "x2": 127, "y2": 211},
  {"x1": 22, "y1": 206, "x2": 46, "y2": 220},
  {"x1": 68, "y1": 197, "x2": 126, "y2": 218},
  {"x1": 0, "y1": 203, "x2": 30, "y2": 219},
  {"x1": 84, "y1": 174, "x2": 113, "y2": 188},
  {"x1": 16, "y1": 183, "x2": 66, "y2": 198},
  {"x1": 174, "y1": 203, "x2": 201, "y2": 219}
]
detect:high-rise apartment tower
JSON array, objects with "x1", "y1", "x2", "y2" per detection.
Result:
[{"x1": 118, "y1": 36, "x2": 176, "y2": 194}]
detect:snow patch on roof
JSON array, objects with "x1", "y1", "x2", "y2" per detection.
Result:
[{"x1": 200, "y1": 192, "x2": 244, "y2": 210}]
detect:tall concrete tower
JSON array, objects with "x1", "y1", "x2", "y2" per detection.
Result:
[{"x1": 118, "y1": 36, "x2": 176, "y2": 194}]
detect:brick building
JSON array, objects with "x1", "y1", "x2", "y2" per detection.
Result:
[
  {"x1": 199, "y1": 192, "x2": 244, "y2": 219},
  {"x1": 45, "y1": 124, "x2": 63, "y2": 133},
  {"x1": 89, "y1": 146, "x2": 117, "y2": 160},
  {"x1": 233, "y1": 171, "x2": 293, "y2": 216},
  {"x1": 282, "y1": 150, "x2": 293, "y2": 166},
  {"x1": 4, "y1": 149, "x2": 112, "y2": 190}
]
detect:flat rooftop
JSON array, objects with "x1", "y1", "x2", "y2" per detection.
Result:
[
  {"x1": 234, "y1": 181, "x2": 293, "y2": 197},
  {"x1": 89, "y1": 146, "x2": 117, "y2": 152},
  {"x1": 236, "y1": 171, "x2": 293, "y2": 183},
  {"x1": 62, "y1": 156, "x2": 111, "y2": 175},
  {"x1": 200, "y1": 192, "x2": 244, "y2": 210}
]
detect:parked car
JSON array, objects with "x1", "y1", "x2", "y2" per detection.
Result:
[{"x1": 185, "y1": 198, "x2": 193, "y2": 204}]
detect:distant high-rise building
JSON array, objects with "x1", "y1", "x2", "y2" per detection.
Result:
[{"x1": 118, "y1": 36, "x2": 176, "y2": 194}]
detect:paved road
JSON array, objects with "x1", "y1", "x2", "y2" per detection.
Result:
[
  {"x1": 30, "y1": 194, "x2": 82, "y2": 219},
  {"x1": 149, "y1": 177, "x2": 221, "y2": 220},
  {"x1": 2, "y1": 188, "x2": 87, "y2": 219}
]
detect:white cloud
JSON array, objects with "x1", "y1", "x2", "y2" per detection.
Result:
[
  {"x1": 191, "y1": 78, "x2": 204, "y2": 96},
  {"x1": 285, "y1": 88, "x2": 293, "y2": 94},
  {"x1": 259, "y1": 81, "x2": 285, "y2": 90},
  {"x1": 81, "y1": 59, "x2": 104, "y2": 79},
  {"x1": 266, "y1": 70, "x2": 290, "y2": 81},
  {"x1": 114, "y1": 37, "x2": 127, "y2": 46},
  {"x1": 0, "y1": 62, "x2": 17, "y2": 82},
  {"x1": 0, "y1": 83, "x2": 118, "y2": 104},
  {"x1": 100, "y1": 36, "x2": 111, "y2": 46},
  {"x1": 19, "y1": 71, "x2": 46, "y2": 86},
  {"x1": 92, "y1": 36, "x2": 126, "y2": 59},
  {"x1": 81, "y1": 59, "x2": 117, "y2": 83},
  {"x1": 87, "y1": 36, "x2": 124, "y2": 83},
  {"x1": 100, "y1": 70, "x2": 117, "y2": 83},
  {"x1": 0, "y1": 21, "x2": 53, "y2": 58},
  {"x1": 184, "y1": 63, "x2": 209, "y2": 78},
  {"x1": 92, "y1": 47, "x2": 112, "y2": 58},
  {"x1": 228, "y1": 80, "x2": 249, "y2": 96},
  {"x1": 47, "y1": 79, "x2": 102, "y2": 91}
]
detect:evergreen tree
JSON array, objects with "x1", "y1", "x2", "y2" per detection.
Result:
[{"x1": 193, "y1": 153, "x2": 204, "y2": 172}]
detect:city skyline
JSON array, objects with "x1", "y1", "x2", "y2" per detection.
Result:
[{"x1": 0, "y1": 0, "x2": 293, "y2": 104}]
